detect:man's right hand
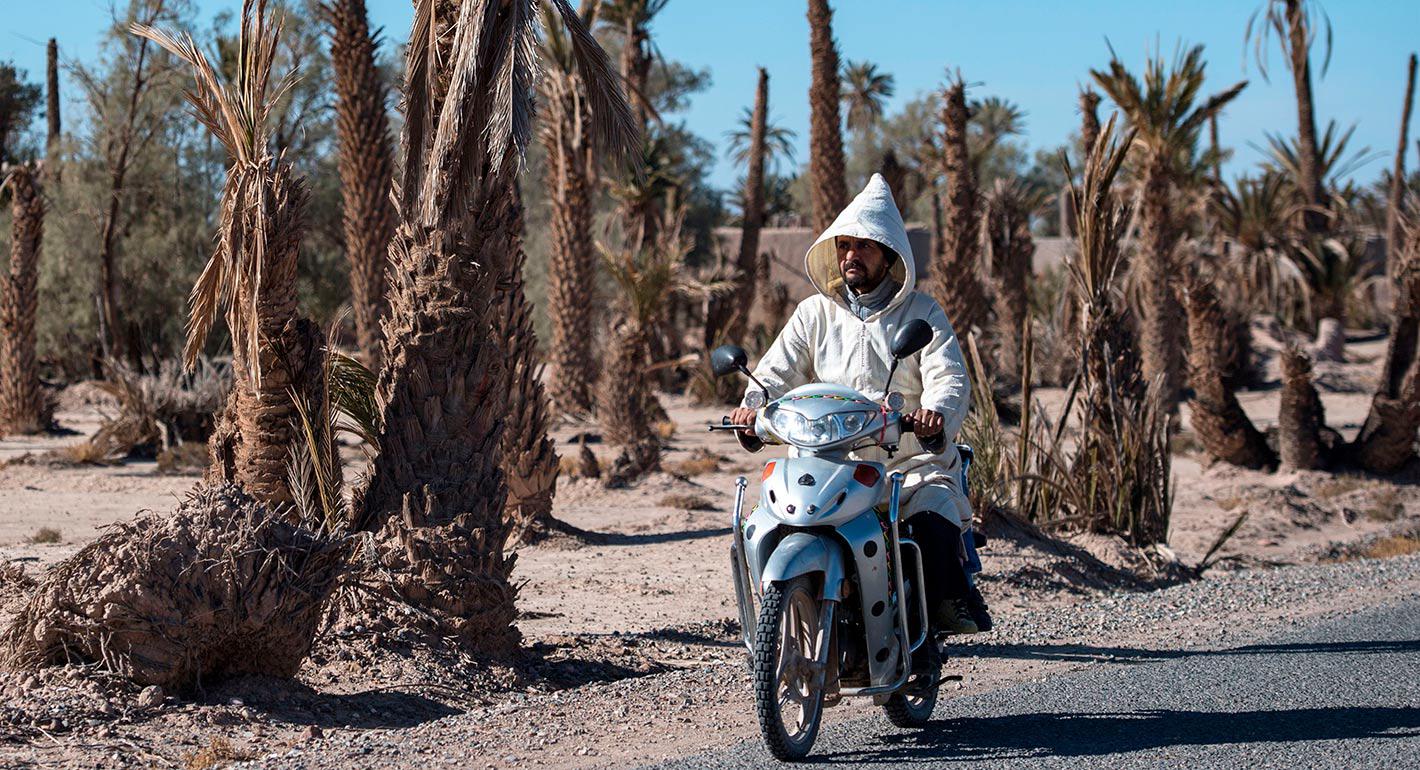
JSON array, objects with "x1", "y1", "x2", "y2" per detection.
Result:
[{"x1": 729, "y1": 407, "x2": 757, "y2": 435}]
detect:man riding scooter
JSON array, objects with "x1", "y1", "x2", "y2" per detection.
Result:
[{"x1": 729, "y1": 173, "x2": 991, "y2": 634}]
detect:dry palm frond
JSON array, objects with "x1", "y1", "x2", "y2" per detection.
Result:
[
  {"x1": 4, "y1": 484, "x2": 344, "y2": 692},
  {"x1": 133, "y1": 1, "x2": 298, "y2": 375}
]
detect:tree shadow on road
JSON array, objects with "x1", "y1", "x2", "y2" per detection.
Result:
[
  {"x1": 825, "y1": 706, "x2": 1420, "y2": 763},
  {"x1": 953, "y1": 638, "x2": 1420, "y2": 666}
]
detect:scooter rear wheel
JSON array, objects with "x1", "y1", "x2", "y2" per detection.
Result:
[
  {"x1": 882, "y1": 639, "x2": 940, "y2": 727},
  {"x1": 752, "y1": 576, "x2": 826, "y2": 760}
]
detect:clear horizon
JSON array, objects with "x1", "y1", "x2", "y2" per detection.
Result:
[{"x1": 4, "y1": 0, "x2": 1417, "y2": 191}]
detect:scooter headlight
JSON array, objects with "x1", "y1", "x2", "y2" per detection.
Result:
[{"x1": 767, "y1": 409, "x2": 875, "y2": 447}]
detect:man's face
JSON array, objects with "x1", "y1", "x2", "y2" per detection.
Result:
[{"x1": 836, "y1": 236, "x2": 889, "y2": 292}]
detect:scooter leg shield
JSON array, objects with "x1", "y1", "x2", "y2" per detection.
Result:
[{"x1": 760, "y1": 532, "x2": 846, "y2": 601}]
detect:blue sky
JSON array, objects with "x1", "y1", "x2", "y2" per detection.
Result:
[{"x1": 5, "y1": 1, "x2": 1417, "y2": 190}]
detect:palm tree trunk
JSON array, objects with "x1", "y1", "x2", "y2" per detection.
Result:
[
  {"x1": 1183, "y1": 277, "x2": 1276, "y2": 469},
  {"x1": 1385, "y1": 54, "x2": 1417, "y2": 283},
  {"x1": 325, "y1": 0, "x2": 397, "y2": 364},
  {"x1": 984, "y1": 185, "x2": 1032, "y2": 379},
  {"x1": 0, "y1": 165, "x2": 46, "y2": 435},
  {"x1": 1079, "y1": 88, "x2": 1101, "y2": 161},
  {"x1": 45, "y1": 39, "x2": 60, "y2": 152},
  {"x1": 930, "y1": 79, "x2": 989, "y2": 335},
  {"x1": 1354, "y1": 216, "x2": 1420, "y2": 473},
  {"x1": 708, "y1": 68, "x2": 768, "y2": 348},
  {"x1": 542, "y1": 71, "x2": 600, "y2": 417},
  {"x1": 807, "y1": 0, "x2": 847, "y2": 231},
  {"x1": 1278, "y1": 345, "x2": 1325, "y2": 470},
  {"x1": 497, "y1": 188, "x2": 569, "y2": 547},
  {"x1": 599, "y1": 318, "x2": 661, "y2": 486},
  {"x1": 205, "y1": 163, "x2": 324, "y2": 511},
  {"x1": 1137, "y1": 152, "x2": 1185, "y2": 409},
  {"x1": 1284, "y1": 0, "x2": 1328, "y2": 236}
]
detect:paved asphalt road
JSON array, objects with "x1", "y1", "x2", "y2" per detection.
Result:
[{"x1": 651, "y1": 597, "x2": 1420, "y2": 769}]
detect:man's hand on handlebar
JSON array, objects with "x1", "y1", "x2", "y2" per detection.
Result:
[
  {"x1": 728, "y1": 407, "x2": 757, "y2": 435},
  {"x1": 907, "y1": 408, "x2": 944, "y2": 437}
]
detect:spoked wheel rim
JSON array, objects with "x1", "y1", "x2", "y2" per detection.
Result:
[{"x1": 775, "y1": 582, "x2": 825, "y2": 743}]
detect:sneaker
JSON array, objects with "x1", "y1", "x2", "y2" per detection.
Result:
[
  {"x1": 932, "y1": 598, "x2": 979, "y2": 635},
  {"x1": 966, "y1": 586, "x2": 993, "y2": 632}
]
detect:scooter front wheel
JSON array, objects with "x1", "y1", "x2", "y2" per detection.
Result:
[{"x1": 752, "y1": 576, "x2": 826, "y2": 761}]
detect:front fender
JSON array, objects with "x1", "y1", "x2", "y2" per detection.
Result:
[{"x1": 760, "y1": 532, "x2": 846, "y2": 601}]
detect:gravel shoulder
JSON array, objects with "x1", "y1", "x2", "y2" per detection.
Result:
[{"x1": 10, "y1": 553, "x2": 1397, "y2": 770}]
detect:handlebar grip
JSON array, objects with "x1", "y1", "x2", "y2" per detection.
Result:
[{"x1": 900, "y1": 414, "x2": 947, "y2": 454}]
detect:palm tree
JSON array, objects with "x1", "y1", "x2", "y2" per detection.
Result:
[
  {"x1": 1182, "y1": 274, "x2": 1276, "y2": 470},
  {"x1": 709, "y1": 67, "x2": 771, "y2": 349},
  {"x1": 1211, "y1": 172, "x2": 1310, "y2": 324},
  {"x1": 602, "y1": 0, "x2": 669, "y2": 250},
  {"x1": 841, "y1": 59, "x2": 894, "y2": 140},
  {"x1": 498, "y1": 187, "x2": 565, "y2": 546},
  {"x1": 352, "y1": 0, "x2": 635, "y2": 653},
  {"x1": 1278, "y1": 345, "x2": 1325, "y2": 469},
  {"x1": 1353, "y1": 211, "x2": 1420, "y2": 473},
  {"x1": 982, "y1": 177, "x2": 1044, "y2": 378},
  {"x1": 598, "y1": 211, "x2": 716, "y2": 484},
  {"x1": 1092, "y1": 43, "x2": 1246, "y2": 409},
  {"x1": 541, "y1": 0, "x2": 607, "y2": 417},
  {"x1": 807, "y1": 0, "x2": 847, "y2": 230},
  {"x1": 968, "y1": 95, "x2": 1025, "y2": 174},
  {"x1": 137, "y1": 5, "x2": 330, "y2": 511},
  {"x1": 1385, "y1": 55, "x2": 1417, "y2": 278},
  {"x1": 45, "y1": 39, "x2": 59, "y2": 152},
  {"x1": 726, "y1": 107, "x2": 796, "y2": 174},
  {"x1": 1247, "y1": 0, "x2": 1331, "y2": 236},
  {"x1": 0, "y1": 163, "x2": 46, "y2": 436},
  {"x1": 1385, "y1": 54, "x2": 1408, "y2": 284},
  {"x1": 929, "y1": 75, "x2": 990, "y2": 335},
  {"x1": 323, "y1": 0, "x2": 396, "y2": 364}
]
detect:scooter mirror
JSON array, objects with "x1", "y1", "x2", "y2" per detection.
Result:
[
  {"x1": 890, "y1": 319, "x2": 934, "y2": 360},
  {"x1": 710, "y1": 345, "x2": 749, "y2": 377}
]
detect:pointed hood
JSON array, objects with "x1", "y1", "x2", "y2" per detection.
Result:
[{"x1": 804, "y1": 172, "x2": 916, "y2": 314}]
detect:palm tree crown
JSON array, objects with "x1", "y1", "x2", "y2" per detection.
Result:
[{"x1": 841, "y1": 59, "x2": 895, "y2": 136}]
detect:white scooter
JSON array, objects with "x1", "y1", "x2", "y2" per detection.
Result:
[{"x1": 709, "y1": 319, "x2": 959, "y2": 761}]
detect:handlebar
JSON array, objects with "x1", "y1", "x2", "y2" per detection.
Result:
[{"x1": 711, "y1": 413, "x2": 948, "y2": 453}]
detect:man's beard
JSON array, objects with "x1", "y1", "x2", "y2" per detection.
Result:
[{"x1": 843, "y1": 261, "x2": 871, "y2": 290}]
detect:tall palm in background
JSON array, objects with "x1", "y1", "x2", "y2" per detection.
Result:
[
  {"x1": 0, "y1": 164, "x2": 46, "y2": 435},
  {"x1": 541, "y1": 0, "x2": 606, "y2": 417},
  {"x1": 841, "y1": 59, "x2": 894, "y2": 141},
  {"x1": 930, "y1": 75, "x2": 989, "y2": 336},
  {"x1": 136, "y1": 6, "x2": 327, "y2": 511},
  {"x1": 710, "y1": 67, "x2": 770, "y2": 348},
  {"x1": 323, "y1": 0, "x2": 396, "y2": 364},
  {"x1": 603, "y1": 0, "x2": 668, "y2": 250},
  {"x1": 353, "y1": 0, "x2": 635, "y2": 653},
  {"x1": 807, "y1": 0, "x2": 847, "y2": 230},
  {"x1": 1248, "y1": 0, "x2": 1331, "y2": 236},
  {"x1": 1092, "y1": 44, "x2": 1245, "y2": 409},
  {"x1": 982, "y1": 177, "x2": 1044, "y2": 378}
]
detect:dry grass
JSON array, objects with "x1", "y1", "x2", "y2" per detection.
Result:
[
  {"x1": 1358, "y1": 534, "x2": 1420, "y2": 560},
  {"x1": 1215, "y1": 495, "x2": 1245, "y2": 512},
  {"x1": 1363, "y1": 488, "x2": 1405, "y2": 522},
  {"x1": 652, "y1": 420, "x2": 678, "y2": 440},
  {"x1": 1311, "y1": 475, "x2": 1365, "y2": 501},
  {"x1": 27, "y1": 528, "x2": 61, "y2": 544},
  {"x1": 183, "y1": 736, "x2": 251, "y2": 769},
  {"x1": 667, "y1": 448, "x2": 728, "y2": 477},
  {"x1": 658, "y1": 493, "x2": 717, "y2": 511}
]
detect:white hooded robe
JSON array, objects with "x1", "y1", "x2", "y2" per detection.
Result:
[{"x1": 744, "y1": 173, "x2": 974, "y2": 528}]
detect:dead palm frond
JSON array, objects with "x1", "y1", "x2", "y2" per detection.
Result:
[{"x1": 132, "y1": 0, "x2": 298, "y2": 374}]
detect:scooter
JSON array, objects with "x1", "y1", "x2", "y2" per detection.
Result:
[{"x1": 708, "y1": 318, "x2": 959, "y2": 761}]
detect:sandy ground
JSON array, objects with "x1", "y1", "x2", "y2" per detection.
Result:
[{"x1": 0, "y1": 335, "x2": 1416, "y2": 768}]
